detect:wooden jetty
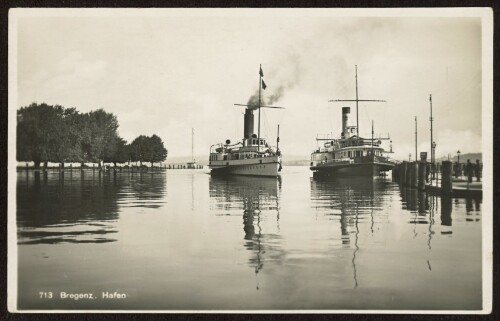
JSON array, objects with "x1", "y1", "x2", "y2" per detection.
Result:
[{"x1": 392, "y1": 159, "x2": 482, "y2": 198}]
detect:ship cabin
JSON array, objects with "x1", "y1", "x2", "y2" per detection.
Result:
[
  {"x1": 209, "y1": 137, "x2": 277, "y2": 163},
  {"x1": 310, "y1": 136, "x2": 386, "y2": 167},
  {"x1": 209, "y1": 106, "x2": 281, "y2": 164},
  {"x1": 310, "y1": 105, "x2": 390, "y2": 167}
]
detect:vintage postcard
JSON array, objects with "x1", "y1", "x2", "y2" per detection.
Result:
[{"x1": 7, "y1": 8, "x2": 493, "y2": 313}]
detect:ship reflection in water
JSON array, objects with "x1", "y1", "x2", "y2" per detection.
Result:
[
  {"x1": 310, "y1": 176, "x2": 393, "y2": 288},
  {"x1": 16, "y1": 167, "x2": 482, "y2": 310},
  {"x1": 209, "y1": 175, "x2": 283, "y2": 286},
  {"x1": 310, "y1": 176, "x2": 393, "y2": 242},
  {"x1": 17, "y1": 170, "x2": 167, "y2": 245}
]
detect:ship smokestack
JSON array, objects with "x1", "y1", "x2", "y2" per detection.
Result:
[
  {"x1": 342, "y1": 106, "x2": 350, "y2": 136},
  {"x1": 244, "y1": 109, "x2": 255, "y2": 139}
]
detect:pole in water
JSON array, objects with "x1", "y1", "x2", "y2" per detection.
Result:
[{"x1": 415, "y1": 116, "x2": 418, "y2": 162}]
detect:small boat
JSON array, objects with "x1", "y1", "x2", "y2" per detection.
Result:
[
  {"x1": 310, "y1": 66, "x2": 396, "y2": 177},
  {"x1": 209, "y1": 65, "x2": 283, "y2": 177}
]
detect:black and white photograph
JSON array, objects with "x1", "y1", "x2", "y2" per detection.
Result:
[{"x1": 7, "y1": 8, "x2": 493, "y2": 313}]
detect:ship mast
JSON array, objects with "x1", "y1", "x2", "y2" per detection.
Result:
[
  {"x1": 371, "y1": 120, "x2": 374, "y2": 156},
  {"x1": 192, "y1": 127, "x2": 194, "y2": 163},
  {"x1": 258, "y1": 64, "x2": 262, "y2": 151},
  {"x1": 234, "y1": 65, "x2": 284, "y2": 151},
  {"x1": 429, "y1": 94, "x2": 434, "y2": 173},
  {"x1": 355, "y1": 66, "x2": 359, "y2": 135},
  {"x1": 329, "y1": 65, "x2": 386, "y2": 138}
]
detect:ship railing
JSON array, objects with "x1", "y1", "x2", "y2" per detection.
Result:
[{"x1": 321, "y1": 158, "x2": 354, "y2": 164}]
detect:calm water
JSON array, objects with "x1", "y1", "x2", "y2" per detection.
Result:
[{"x1": 16, "y1": 167, "x2": 482, "y2": 311}]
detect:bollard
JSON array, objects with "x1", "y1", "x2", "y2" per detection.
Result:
[
  {"x1": 441, "y1": 161, "x2": 453, "y2": 195},
  {"x1": 418, "y1": 161, "x2": 426, "y2": 191}
]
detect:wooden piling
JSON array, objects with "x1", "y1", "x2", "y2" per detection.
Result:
[
  {"x1": 441, "y1": 161, "x2": 453, "y2": 195},
  {"x1": 476, "y1": 160, "x2": 481, "y2": 182},
  {"x1": 418, "y1": 161, "x2": 426, "y2": 191},
  {"x1": 407, "y1": 162, "x2": 413, "y2": 187},
  {"x1": 410, "y1": 162, "x2": 419, "y2": 188},
  {"x1": 401, "y1": 162, "x2": 407, "y2": 186},
  {"x1": 466, "y1": 159, "x2": 473, "y2": 183}
]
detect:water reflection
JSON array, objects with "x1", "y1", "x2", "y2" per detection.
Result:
[
  {"x1": 209, "y1": 176, "x2": 283, "y2": 282},
  {"x1": 17, "y1": 169, "x2": 167, "y2": 245},
  {"x1": 310, "y1": 176, "x2": 393, "y2": 288},
  {"x1": 310, "y1": 176, "x2": 393, "y2": 228},
  {"x1": 399, "y1": 187, "x2": 482, "y2": 228}
]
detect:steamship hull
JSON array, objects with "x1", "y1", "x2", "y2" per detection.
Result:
[
  {"x1": 210, "y1": 156, "x2": 281, "y2": 177},
  {"x1": 311, "y1": 159, "x2": 394, "y2": 178}
]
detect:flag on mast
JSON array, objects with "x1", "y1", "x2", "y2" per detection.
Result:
[
  {"x1": 262, "y1": 79, "x2": 267, "y2": 90},
  {"x1": 259, "y1": 66, "x2": 264, "y2": 77}
]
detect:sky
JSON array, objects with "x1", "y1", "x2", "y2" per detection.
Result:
[{"x1": 13, "y1": 9, "x2": 486, "y2": 161}]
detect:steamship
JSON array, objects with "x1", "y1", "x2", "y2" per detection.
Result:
[
  {"x1": 209, "y1": 65, "x2": 283, "y2": 177},
  {"x1": 310, "y1": 66, "x2": 396, "y2": 177}
]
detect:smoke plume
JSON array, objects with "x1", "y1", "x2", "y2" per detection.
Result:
[{"x1": 245, "y1": 52, "x2": 303, "y2": 108}]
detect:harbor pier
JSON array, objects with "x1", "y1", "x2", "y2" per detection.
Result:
[{"x1": 392, "y1": 159, "x2": 482, "y2": 198}]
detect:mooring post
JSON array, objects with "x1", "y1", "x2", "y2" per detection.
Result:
[
  {"x1": 466, "y1": 159, "x2": 473, "y2": 184},
  {"x1": 476, "y1": 159, "x2": 481, "y2": 182},
  {"x1": 410, "y1": 162, "x2": 419, "y2": 188},
  {"x1": 407, "y1": 162, "x2": 413, "y2": 187},
  {"x1": 441, "y1": 161, "x2": 453, "y2": 195},
  {"x1": 408, "y1": 162, "x2": 413, "y2": 187},
  {"x1": 400, "y1": 161, "x2": 407, "y2": 186},
  {"x1": 418, "y1": 161, "x2": 426, "y2": 191}
]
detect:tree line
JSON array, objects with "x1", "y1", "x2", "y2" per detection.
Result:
[{"x1": 17, "y1": 103, "x2": 168, "y2": 168}]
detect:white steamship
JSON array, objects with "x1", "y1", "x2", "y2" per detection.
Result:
[{"x1": 209, "y1": 66, "x2": 283, "y2": 177}]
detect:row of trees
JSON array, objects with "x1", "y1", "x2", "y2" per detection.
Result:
[{"x1": 17, "y1": 103, "x2": 168, "y2": 168}]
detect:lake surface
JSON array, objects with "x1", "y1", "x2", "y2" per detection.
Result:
[{"x1": 15, "y1": 167, "x2": 482, "y2": 311}]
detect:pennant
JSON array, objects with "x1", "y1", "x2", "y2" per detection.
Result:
[
  {"x1": 259, "y1": 66, "x2": 264, "y2": 77},
  {"x1": 262, "y1": 79, "x2": 267, "y2": 90}
]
